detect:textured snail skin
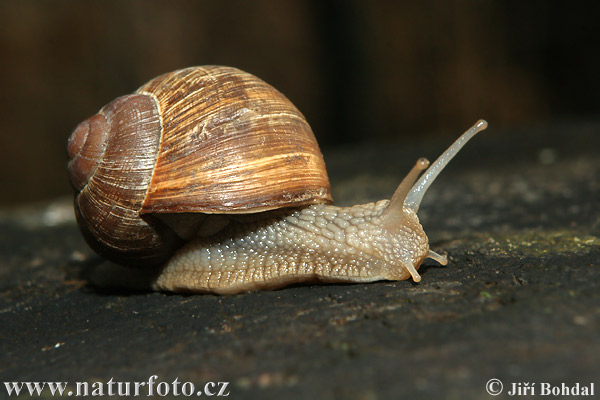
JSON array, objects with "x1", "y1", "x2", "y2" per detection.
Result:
[{"x1": 153, "y1": 201, "x2": 427, "y2": 294}]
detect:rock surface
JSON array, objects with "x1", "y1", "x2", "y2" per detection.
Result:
[{"x1": 1, "y1": 122, "x2": 598, "y2": 399}]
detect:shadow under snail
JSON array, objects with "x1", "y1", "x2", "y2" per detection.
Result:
[{"x1": 67, "y1": 65, "x2": 488, "y2": 294}]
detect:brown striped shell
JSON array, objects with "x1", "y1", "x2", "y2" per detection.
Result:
[{"x1": 67, "y1": 66, "x2": 332, "y2": 266}]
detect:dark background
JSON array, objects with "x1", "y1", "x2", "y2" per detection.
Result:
[{"x1": 1, "y1": 0, "x2": 599, "y2": 206}]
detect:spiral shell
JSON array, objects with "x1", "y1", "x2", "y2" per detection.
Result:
[{"x1": 68, "y1": 66, "x2": 332, "y2": 266}]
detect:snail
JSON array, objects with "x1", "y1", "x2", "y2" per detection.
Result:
[{"x1": 67, "y1": 65, "x2": 488, "y2": 294}]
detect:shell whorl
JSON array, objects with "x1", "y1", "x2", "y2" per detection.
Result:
[
  {"x1": 137, "y1": 66, "x2": 332, "y2": 214},
  {"x1": 67, "y1": 114, "x2": 109, "y2": 191},
  {"x1": 68, "y1": 94, "x2": 182, "y2": 266}
]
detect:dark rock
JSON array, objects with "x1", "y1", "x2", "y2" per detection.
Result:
[{"x1": 1, "y1": 122, "x2": 598, "y2": 399}]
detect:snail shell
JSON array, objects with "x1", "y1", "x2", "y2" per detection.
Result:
[{"x1": 67, "y1": 66, "x2": 331, "y2": 267}]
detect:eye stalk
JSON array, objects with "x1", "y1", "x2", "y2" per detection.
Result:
[
  {"x1": 404, "y1": 119, "x2": 488, "y2": 212},
  {"x1": 380, "y1": 120, "x2": 488, "y2": 278}
]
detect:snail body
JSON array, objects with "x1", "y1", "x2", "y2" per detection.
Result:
[
  {"x1": 68, "y1": 65, "x2": 487, "y2": 294},
  {"x1": 153, "y1": 201, "x2": 427, "y2": 293}
]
